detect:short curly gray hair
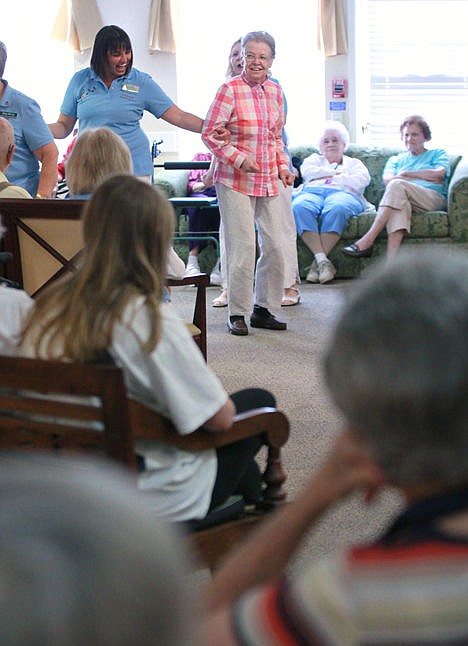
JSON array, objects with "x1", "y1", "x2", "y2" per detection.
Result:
[
  {"x1": 241, "y1": 31, "x2": 276, "y2": 58},
  {"x1": 317, "y1": 120, "x2": 350, "y2": 150}
]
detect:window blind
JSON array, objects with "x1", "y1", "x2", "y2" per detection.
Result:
[{"x1": 364, "y1": 0, "x2": 468, "y2": 153}]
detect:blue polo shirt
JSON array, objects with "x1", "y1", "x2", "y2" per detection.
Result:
[
  {"x1": 0, "y1": 80, "x2": 54, "y2": 196},
  {"x1": 60, "y1": 67, "x2": 174, "y2": 177}
]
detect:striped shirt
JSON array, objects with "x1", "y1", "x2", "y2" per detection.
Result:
[
  {"x1": 201, "y1": 73, "x2": 290, "y2": 197},
  {"x1": 232, "y1": 491, "x2": 468, "y2": 645}
]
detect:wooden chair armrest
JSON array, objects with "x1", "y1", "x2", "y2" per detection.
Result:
[
  {"x1": 231, "y1": 408, "x2": 290, "y2": 449},
  {"x1": 128, "y1": 400, "x2": 289, "y2": 506},
  {"x1": 166, "y1": 273, "x2": 209, "y2": 360},
  {"x1": 166, "y1": 273, "x2": 210, "y2": 287},
  {"x1": 128, "y1": 400, "x2": 289, "y2": 451}
]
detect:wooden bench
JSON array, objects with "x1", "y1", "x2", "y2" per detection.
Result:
[
  {"x1": 0, "y1": 197, "x2": 209, "y2": 359},
  {"x1": 0, "y1": 355, "x2": 289, "y2": 570}
]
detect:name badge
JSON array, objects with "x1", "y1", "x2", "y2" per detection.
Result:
[
  {"x1": 0, "y1": 110, "x2": 18, "y2": 119},
  {"x1": 122, "y1": 83, "x2": 139, "y2": 93}
]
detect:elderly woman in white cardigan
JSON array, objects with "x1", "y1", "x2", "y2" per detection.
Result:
[{"x1": 292, "y1": 121, "x2": 372, "y2": 284}]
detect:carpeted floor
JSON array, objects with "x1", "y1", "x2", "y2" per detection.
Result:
[{"x1": 171, "y1": 279, "x2": 402, "y2": 571}]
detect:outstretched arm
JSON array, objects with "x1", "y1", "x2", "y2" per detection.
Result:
[
  {"x1": 48, "y1": 113, "x2": 76, "y2": 139},
  {"x1": 34, "y1": 141, "x2": 59, "y2": 198},
  {"x1": 204, "y1": 431, "x2": 383, "y2": 613},
  {"x1": 161, "y1": 105, "x2": 204, "y2": 133}
]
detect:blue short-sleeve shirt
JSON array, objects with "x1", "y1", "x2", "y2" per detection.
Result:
[
  {"x1": 384, "y1": 148, "x2": 451, "y2": 198},
  {"x1": 0, "y1": 81, "x2": 54, "y2": 196},
  {"x1": 60, "y1": 67, "x2": 174, "y2": 177}
]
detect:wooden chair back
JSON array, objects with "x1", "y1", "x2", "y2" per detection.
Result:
[
  {"x1": 0, "y1": 355, "x2": 289, "y2": 569},
  {"x1": 0, "y1": 198, "x2": 84, "y2": 297},
  {"x1": 0, "y1": 355, "x2": 135, "y2": 467}
]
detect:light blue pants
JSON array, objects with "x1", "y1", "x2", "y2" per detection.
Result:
[{"x1": 292, "y1": 187, "x2": 362, "y2": 235}]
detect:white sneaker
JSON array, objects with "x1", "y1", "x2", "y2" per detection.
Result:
[
  {"x1": 210, "y1": 269, "x2": 222, "y2": 286},
  {"x1": 306, "y1": 260, "x2": 319, "y2": 283},
  {"x1": 318, "y1": 259, "x2": 336, "y2": 284},
  {"x1": 184, "y1": 259, "x2": 201, "y2": 277}
]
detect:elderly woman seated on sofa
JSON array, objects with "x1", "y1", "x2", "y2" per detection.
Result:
[
  {"x1": 342, "y1": 114, "x2": 450, "y2": 259},
  {"x1": 292, "y1": 121, "x2": 373, "y2": 284}
]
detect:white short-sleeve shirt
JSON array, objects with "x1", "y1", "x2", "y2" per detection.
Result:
[
  {"x1": 0, "y1": 286, "x2": 33, "y2": 355},
  {"x1": 110, "y1": 299, "x2": 228, "y2": 521}
]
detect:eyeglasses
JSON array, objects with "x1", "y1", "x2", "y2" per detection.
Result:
[{"x1": 244, "y1": 53, "x2": 271, "y2": 63}]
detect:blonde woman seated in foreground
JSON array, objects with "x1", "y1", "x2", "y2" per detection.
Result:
[{"x1": 20, "y1": 175, "x2": 275, "y2": 521}]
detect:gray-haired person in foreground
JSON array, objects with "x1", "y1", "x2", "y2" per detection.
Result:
[
  {"x1": 0, "y1": 455, "x2": 194, "y2": 645},
  {"x1": 202, "y1": 246, "x2": 468, "y2": 645}
]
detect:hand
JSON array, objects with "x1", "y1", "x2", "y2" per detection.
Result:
[
  {"x1": 202, "y1": 171, "x2": 214, "y2": 187},
  {"x1": 280, "y1": 169, "x2": 295, "y2": 187},
  {"x1": 240, "y1": 156, "x2": 260, "y2": 173},
  {"x1": 213, "y1": 127, "x2": 231, "y2": 145},
  {"x1": 314, "y1": 430, "x2": 385, "y2": 503},
  {"x1": 192, "y1": 181, "x2": 205, "y2": 192}
]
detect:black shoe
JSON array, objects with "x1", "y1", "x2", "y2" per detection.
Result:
[
  {"x1": 250, "y1": 308, "x2": 287, "y2": 331},
  {"x1": 341, "y1": 243, "x2": 374, "y2": 258},
  {"x1": 227, "y1": 316, "x2": 248, "y2": 336}
]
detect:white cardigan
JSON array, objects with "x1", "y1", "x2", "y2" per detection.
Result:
[{"x1": 298, "y1": 153, "x2": 375, "y2": 211}]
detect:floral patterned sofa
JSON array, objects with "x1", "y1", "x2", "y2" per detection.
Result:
[
  {"x1": 290, "y1": 144, "x2": 468, "y2": 278},
  {"x1": 154, "y1": 144, "x2": 468, "y2": 279}
]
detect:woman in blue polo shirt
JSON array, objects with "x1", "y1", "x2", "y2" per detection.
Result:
[{"x1": 49, "y1": 25, "x2": 204, "y2": 181}]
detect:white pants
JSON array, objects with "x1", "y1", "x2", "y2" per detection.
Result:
[
  {"x1": 380, "y1": 180, "x2": 447, "y2": 234},
  {"x1": 277, "y1": 181, "x2": 300, "y2": 287},
  {"x1": 218, "y1": 181, "x2": 299, "y2": 290},
  {"x1": 216, "y1": 183, "x2": 285, "y2": 317}
]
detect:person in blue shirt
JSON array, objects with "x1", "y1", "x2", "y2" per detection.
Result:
[
  {"x1": 342, "y1": 114, "x2": 450, "y2": 259},
  {"x1": 0, "y1": 41, "x2": 58, "y2": 198},
  {"x1": 48, "y1": 25, "x2": 205, "y2": 182}
]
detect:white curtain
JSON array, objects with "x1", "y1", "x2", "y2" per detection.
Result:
[
  {"x1": 50, "y1": 0, "x2": 103, "y2": 52},
  {"x1": 318, "y1": 0, "x2": 348, "y2": 57},
  {"x1": 148, "y1": 0, "x2": 176, "y2": 53}
]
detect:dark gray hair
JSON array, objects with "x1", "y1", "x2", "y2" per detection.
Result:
[
  {"x1": 0, "y1": 41, "x2": 7, "y2": 78},
  {"x1": 324, "y1": 247, "x2": 468, "y2": 487},
  {"x1": 400, "y1": 114, "x2": 431, "y2": 141},
  {"x1": 241, "y1": 31, "x2": 276, "y2": 58}
]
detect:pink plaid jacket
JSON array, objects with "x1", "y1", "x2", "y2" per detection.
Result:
[{"x1": 202, "y1": 74, "x2": 289, "y2": 197}]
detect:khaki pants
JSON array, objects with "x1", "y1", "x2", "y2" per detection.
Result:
[
  {"x1": 216, "y1": 183, "x2": 285, "y2": 318},
  {"x1": 277, "y1": 181, "x2": 300, "y2": 287},
  {"x1": 380, "y1": 179, "x2": 446, "y2": 234}
]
